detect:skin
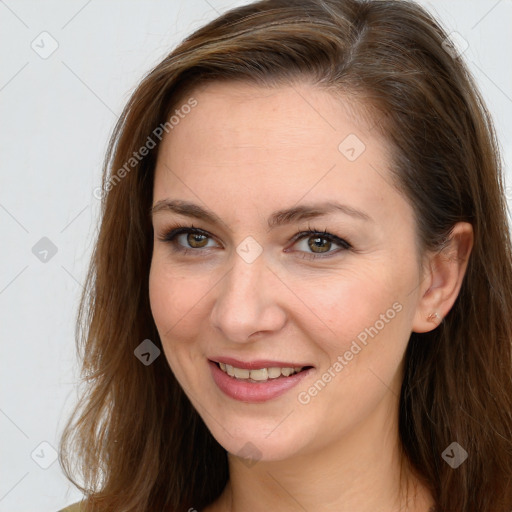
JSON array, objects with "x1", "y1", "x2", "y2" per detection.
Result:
[{"x1": 148, "y1": 81, "x2": 473, "y2": 512}]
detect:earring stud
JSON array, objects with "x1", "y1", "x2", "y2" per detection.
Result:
[{"x1": 426, "y1": 311, "x2": 441, "y2": 323}]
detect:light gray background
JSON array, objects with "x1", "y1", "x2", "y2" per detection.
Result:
[{"x1": 1, "y1": 1, "x2": 511, "y2": 510}]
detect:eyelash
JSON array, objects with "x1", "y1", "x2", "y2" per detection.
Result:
[{"x1": 157, "y1": 222, "x2": 353, "y2": 260}]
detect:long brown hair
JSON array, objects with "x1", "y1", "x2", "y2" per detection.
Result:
[{"x1": 58, "y1": 1, "x2": 512, "y2": 510}]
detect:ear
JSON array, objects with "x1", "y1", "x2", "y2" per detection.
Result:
[{"x1": 412, "y1": 222, "x2": 474, "y2": 333}]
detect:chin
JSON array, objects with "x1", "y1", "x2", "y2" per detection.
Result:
[{"x1": 204, "y1": 415, "x2": 312, "y2": 463}]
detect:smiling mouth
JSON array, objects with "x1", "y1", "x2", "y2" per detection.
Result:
[{"x1": 214, "y1": 361, "x2": 314, "y2": 382}]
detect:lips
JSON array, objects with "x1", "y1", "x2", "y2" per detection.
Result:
[{"x1": 208, "y1": 358, "x2": 315, "y2": 403}]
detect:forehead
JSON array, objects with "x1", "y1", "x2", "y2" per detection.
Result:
[
  {"x1": 153, "y1": 81, "x2": 407, "y2": 229},
  {"x1": 163, "y1": 81, "x2": 379, "y2": 157}
]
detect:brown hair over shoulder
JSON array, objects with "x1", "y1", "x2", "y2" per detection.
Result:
[{"x1": 59, "y1": 1, "x2": 512, "y2": 511}]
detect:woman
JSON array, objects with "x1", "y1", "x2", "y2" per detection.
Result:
[{"x1": 58, "y1": 0, "x2": 512, "y2": 511}]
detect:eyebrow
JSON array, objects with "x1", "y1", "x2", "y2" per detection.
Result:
[{"x1": 150, "y1": 199, "x2": 373, "y2": 228}]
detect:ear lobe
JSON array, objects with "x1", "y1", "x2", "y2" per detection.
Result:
[{"x1": 411, "y1": 222, "x2": 473, "y2": 334}]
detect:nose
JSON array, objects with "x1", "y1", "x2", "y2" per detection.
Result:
[{"x1": 209, "y1": 250, "x2": 287, "y2": 343}]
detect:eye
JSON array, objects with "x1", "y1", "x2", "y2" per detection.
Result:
[
  {"x1": 157, "y1": 224, "x2": 220, "y2": 255},
  {"x1": 287, "y1": 227, "x2": 352, "y2": 260}
]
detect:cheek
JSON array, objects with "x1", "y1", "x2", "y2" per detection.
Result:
[
  {"x1": 149, "y1": 256, "x2": 209, "y2": 335},
  {"x1": 148, "y1": 258, "x2": 213, "y2": 381},
  {"x1": 293, "y1": 281, "x2": 410, "y2": 423},
  {"x1": 289, "y1": 267, "x2": 395, "y2": 339},
  {"x1": 148, "y1": 261, "x2": 178, "y2": 334},
  {"x1": 291, "y1": 262, "x2": 412, "y2": 377}
]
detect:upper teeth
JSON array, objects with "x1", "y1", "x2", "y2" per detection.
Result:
[{"x1": 219, "y1": 362, "x2": 303, "y2": 381}]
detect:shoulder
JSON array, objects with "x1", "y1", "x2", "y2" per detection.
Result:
[{"x1": 58, "y1": 502, "x2": 83, "y2": 512}]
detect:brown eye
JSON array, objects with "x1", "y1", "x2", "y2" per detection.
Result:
[
  {"x1": 289, "y1": 228, "x2": 352, "y2": 260},
  {"x1": 307, "y1": 236, "x2": 332, "y2": 253},
  {"x1": 187, "y1": 232, "x2": 209, "y2": 248},
  {"x1": 159, "y1": 226, "x2": 219, "y2": 254}
]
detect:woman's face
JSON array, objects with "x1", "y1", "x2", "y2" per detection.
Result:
[{"x1": 149, "y1": 81, "x2": 426, "y2": 462}]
